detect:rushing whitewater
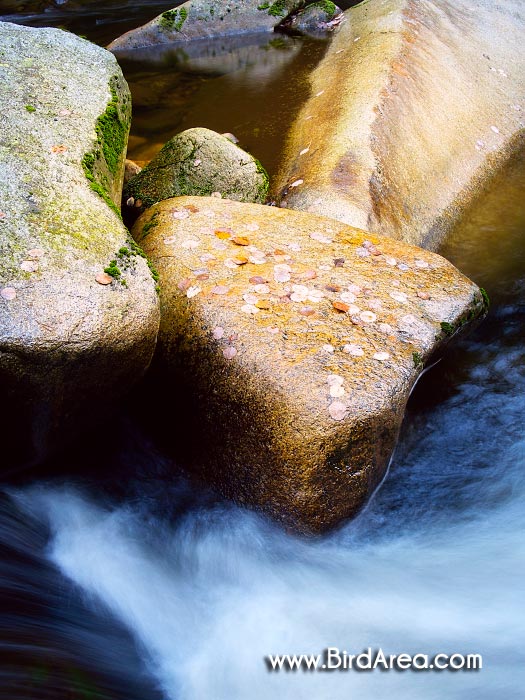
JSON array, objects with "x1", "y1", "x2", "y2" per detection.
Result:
[{"x1": 11, "y1": 278, "x2": 525, "y2": 699}]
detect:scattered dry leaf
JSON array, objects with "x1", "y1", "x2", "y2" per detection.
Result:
[
  {"x1": 329, "y1": 402, "x2": 347, "y2": 421},
  {"x1": 223, "y1": 346, "x2": 237, "y2": 359},
  {"x1": 333, "y1": 301, "x2": 350, "y2": 313},
  {"x1": 232, "y1": 236, "x2": 250, "y2": 246},
  {"x1": 186, "y1": 285, "x2": 201, "y2": 298},
  {"x1": 255, "y1": 299, "x2": 270, "y2": 310},
  {"x1": 211, "y1": 285, "x2": 230, "y2": 295},
  {"x1": 1, "y1": 287, "x2": 16, "y2": 300},
  {"x1": 95, "y1": 272, "x2": 113, "y2": 285}
]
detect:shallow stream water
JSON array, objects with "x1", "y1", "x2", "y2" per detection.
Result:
[{"x1": 1, "y1": 4, "x2": 524, "y2": 699}]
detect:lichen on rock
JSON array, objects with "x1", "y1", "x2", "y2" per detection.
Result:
[{"x1": 0, "y1": 21, "x2": 159, "y2": 471}]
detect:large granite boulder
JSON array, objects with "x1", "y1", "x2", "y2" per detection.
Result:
[
  {"x1": 108, "y1": 0, "x2": 306, "y2": 53},
  {"x1": 133, "y1": 196, "x2": 486, "y2": 533},
  {"x1": 274, "y1": 0, "x2": 525, "y2": 249},
  {"x1": 0, "y1": 22, "x2": 160, "y2": 471},
  {"x1": 124, "y1": 128, "x2": 269, "y2": 219},
  {"x1": 281, "y1": 1, "x2": 343, "y2": 36}
]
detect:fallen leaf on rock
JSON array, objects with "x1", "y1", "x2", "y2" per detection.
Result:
[
  {"x1": 329, "y1": 402, "x2": 347, "y2": 421},
  {"x1": 172, "y1": 209, "x2": 190, "y2": 220},
  {"x1": 417, "y1": 290, "x2": 430, "y2": 300},
  {"x1": 300, "y1": 269, "x2": 317, "y2": 281},
  {"x1": 1, "y1": 287, "x2": 16, "y2": 300},
  {"x1": 20, "y1": 260, "x2": 38, "y2": 273},
  {"x1": 414, "y1": 259, "x2": 430, "y2": 269},
  {"x1": 249, "y1": 275, "x2": 267, "y2": 285},
  {"x1": 330, "y1": 385, "x2": 346, "y2": 398},
  {"x1": 255, "y1": 299, "x2": 270, "y2": 310},
  {"x1": 241, "y1": 304, "x2": 259, "y2": 315},
  {"x1": 333, "y1": 301, "x2": 350, "y2": 313},
  {"x1": 340, "y1": 291, "x2": 356, "y2": 304},
  {"x1": 390, "y1": 291, "x2": 408, "y2": 303},
  {"x1": 213, "y1": 327, "x2": 225, "y2": 339},
  {"x1": 310, "y1": 231, "x2": 333, "y2": 244},
  {"x1": 95, "y1": 272, "x2": 113, "y2": 285},
  {"x1": 327, "y1": 374, "x2": 344, "y2": 386},
  {"x1": 223, "y1": 346, "x2": 237, "y2": 359},
  {"x1": 343, "y1": 344, "x2": 364, "y2": 357},
  {"x1": 50, "y1": 145, "x2": 67, "y2": 153},
  {"x1": 245, "y1": 222, "x2": 260, "y2": 232},
  {"x1": 290, "y1": 179, "x2": 304, "y2": 188},
  {"x1": 211, "y1": 285, "x2": 230, "y2": 295},
  {"x1": 232, "y1": 236, "x2": 250, "y2": 246},
  {"x1": 360, "y1": 310, "x2": 377, "y2": 323},
  {"x1": 373, "y1": 352, "x2": 390, "y2": 361},
  {"x1": 186, "y1": 285, "x2": 201, "y2": 298},
  {"x1": 322, "y1": 344, "x2": 335, "y2": 353},
  {"x1": 181, "y1": 239, "x2": 200, "y2": 249},
  {"x1": 27, "y1": 248, "x2": 45, "y2": 258},
  {"x1": 185, "y1": 204, "x2": 199, "y2": 213},
  {"x1": 299, "y1": 306, "x2": 315, "y2": 316},
  {"x1": 215, "y1": 230, "x2": 232, "y2": 239},
  {"x1": 233, "y1": 255, "x2": 248, "y2": 266},
  {"x1": 178, "y1": 278, "x2": 192, "y2": 291},
  {"x1": 243, "y1": 293, "x2": 258, "y2": 305}
]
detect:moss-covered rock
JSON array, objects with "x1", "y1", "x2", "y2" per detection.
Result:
[
  {"x1": 134, "y1": 196, "x2": 485, "y2": 533},
  {"x1": 0, "y1": 22, "x2": 160, "y2": 471},
  {"x1": 274, "y1": 0, "x2": 525, "y2": 249},
  {"x1": 124, "y1": 128, "x2": 269, "y2": 218},
  {"x1": 108, "y1": 0, "x2": 305, "y2": 52},
  {"x1": 282, "y1": 1, "x2": 342, "y2": 36}
]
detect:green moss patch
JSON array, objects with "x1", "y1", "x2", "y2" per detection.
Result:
[{"x1": 160, "y1": 7, "x2": 188, "y2": 31}]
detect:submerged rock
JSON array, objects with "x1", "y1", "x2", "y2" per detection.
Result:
[
  {"x1": 282, "y1": 1, "x2": 343, "y2": 36},
  {"x1": 0, "y1": 22, "x2": 160, "y2": 471},
  {"x1": 133, "y1": 196, "x2": 486, "y2": 533},
  {"x1": 275, "y1": 0, "x2": 525, "y2": 249},
  {"x1": 124, "y1": 128, "x2": 269, "y2": 219},
  {"x1": 108, "y1": 0, "x2": 306, "y2": 52}
]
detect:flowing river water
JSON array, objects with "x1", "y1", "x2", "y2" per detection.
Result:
[{"x1": 1, "y1": 3, "x2": 524, "y2": 699}]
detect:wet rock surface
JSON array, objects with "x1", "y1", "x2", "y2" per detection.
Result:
[
  {"x1": 275, "y1": 0, "x2": 525, "y2": 249},
  {"x1": 134, "y1": 195, "x2": 485, "y2": 532},
  {"x1": 0, "y1": 22, "x2": 160, "y2": 471},
  {"x1": 108, "y1": 0, "x2": 306, "y2": 53}
]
